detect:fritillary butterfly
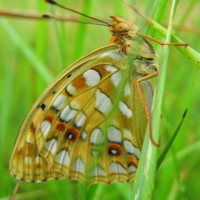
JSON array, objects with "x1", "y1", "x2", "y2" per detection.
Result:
[{"x1": 9, "y1": 0, "x2": 159, "y2": 186}]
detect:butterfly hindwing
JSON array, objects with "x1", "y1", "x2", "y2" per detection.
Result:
[
  {"x1": 9, "y1": 43, "x2": 153, "y2": 185},
  {"x1": 10, "y1": 15, "x2": 159, "y2": 185}
]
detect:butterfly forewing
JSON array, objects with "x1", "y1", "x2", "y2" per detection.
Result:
[{"x1": 10, "y1": 16, "x2": 158, "y2": 185}]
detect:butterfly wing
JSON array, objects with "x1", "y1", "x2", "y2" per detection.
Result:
[{"x1": 9, "y1": 43, "x2": 153, "y2": 185}]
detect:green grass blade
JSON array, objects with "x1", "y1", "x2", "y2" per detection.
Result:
[
  {"x1": 132, "y1": 6, "x2": 200, "y2": 69},
  {"x1": 1, "y1": 0, "x2": 200, "y2": 199},
  {"x1": 131, "y1": 0, "x2": 177, "y2": 199},
  {"x1": 0, "y1": 19, "x2": 53, "y2": 84},
  {"x1": 157, "y1": 109, "x2": 187, "y2": 169}
]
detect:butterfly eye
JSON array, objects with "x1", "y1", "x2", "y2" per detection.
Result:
[{"x1": 116, "y1": 23, "x2": 129, "y2": 32}]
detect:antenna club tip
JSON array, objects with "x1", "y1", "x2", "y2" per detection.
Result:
[
  {"x1": 42, "y1": 14, "x2": 50, "y2": 18},
  {"x1": 183, "y1": 109, "x2": 188, "y2": 117},
  {"x1": 45, "y1": 0, "x2": 56, "y2": 5}
]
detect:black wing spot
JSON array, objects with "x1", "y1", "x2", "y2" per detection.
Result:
[
  {"x1": 67, "y1": 74, "x2": 72, "y2": 78},
  {"x1": 37, "y1": 103, "x2": 46, "y2": 110}
]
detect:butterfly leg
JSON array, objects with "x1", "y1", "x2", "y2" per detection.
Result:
[{"x1": 136, "y1": 71, "x2": 160, "y2": 146}]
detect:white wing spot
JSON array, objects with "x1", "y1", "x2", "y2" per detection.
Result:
[
  {"x1": 90, "y1": 165, "x2": 106, "y2": 176},
  {"x1": 107, "y1": 126, "x2": 122, "y2": 143},
  {"x1": 111, "y1": 71, "x2": 121, "y2": 87},
  {"x1": 83, "y1": 69, "x2": 101, "y2": 86},
  {"x1": 90, "y1": 129, "x2": 105, "y2": 145},
  {"x1": 124, "y1": 128, "x2": 132, "y2": 139},
  {"x1": 109, "y1": 149, "x2": 119, "y2": 155},
  {"x1": 128, "y1": 165, "x2": 137, "y2": 173},
  {"x1": 95, "y1": 89, "x2": 112, "y2": 114},
  {"x1": 74, "y1": 112, "x2": 86, "y2": 128},
  {"x1": 35, "y1": 156, "x2": 41, "y2": 164},
  {"x1": 99, "y1": 52, "x2": 122, "y2": 60},
  {"x1": 25, "y1": 133, "x2": 34, "y2": 144},
  {"x1": 70, "y1": 101, "x2": 80, "y2": 109},
  {"x1": 52, "y1": 94, "x2": 67, "y2": 110},
  {"x1": 24, "y1": 157, "x2": 32, "y2": 165},
  {"x1": 60, "y1": 105, "x2": 77, "y2": 122},
  {"x1": 119, "y1": 101, "x2": 132, "y2": 118},
  {"x1": 71, "y1": 158, "x2": 85, "y2": 173},
  {"x1": 66, "y1": 83, "x2": 76, "y2": 96},
  {"x1": 124, "y1": 84, "x2": 131, "y2": 96},
  {"x1": 44, "y1": 139, "x2": 57, "y2": 154},
  {"x1": 124, "y1": 140, "x2": 140, "y2": 158},
  {"x1": 40, "y1": 120, "x2": 51, "y2": 137},
  {"x1": 109, "y1": 162, "x2": 127, "y2": 174},
  {"x1": 124, "y1": 129, "x2": 133, "y2": 140},
  {"x1": 55, "y1": 150, "x2": 70, "y2": 166},
  {"x1": 80, "y1": 132, "x2": 87, "y2": 141},
  {"x1": 104, "y1": 65, "x2": 117, "y2": 72}
]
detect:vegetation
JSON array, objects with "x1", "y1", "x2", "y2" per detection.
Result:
[{"x1": 0, "y1": 0, "x2": 200, "y2": 199}]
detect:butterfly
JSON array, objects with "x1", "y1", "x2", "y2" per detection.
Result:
[{"x1": 9, "y1": 0, "x2": 159, "y2": 186}]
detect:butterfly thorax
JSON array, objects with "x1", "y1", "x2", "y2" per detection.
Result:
[
  {"x1": 109, "y1": 16, "x2": 157, "y2": 60},
  {"x1": 109, "y1": 16, "x2": 136, "y2": 52}
]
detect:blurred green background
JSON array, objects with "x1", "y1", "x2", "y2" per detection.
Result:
[{"x1": 0, "y1": 0, "x2": 200, "y2": 199}]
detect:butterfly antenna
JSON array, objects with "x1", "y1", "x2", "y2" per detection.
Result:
[
  {"x1": 45, "y1": 0, "x2": 111, "y2": 27},
  {"x1": 0, "y1": 10, "x2": 46, "y2": 19}
]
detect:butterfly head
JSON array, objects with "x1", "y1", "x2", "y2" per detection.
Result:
[
  {"x1": 109, "y1": 16, "x2": 137, "y2": 47},
  {"x1": 109, "y1": 16, "x2": 136, "y2": 33},
  {"x1": 109, "y1": 16, "x2": 157, "y2": 62}
]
